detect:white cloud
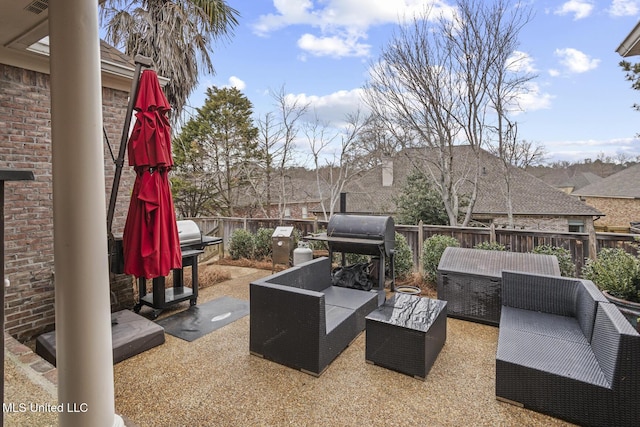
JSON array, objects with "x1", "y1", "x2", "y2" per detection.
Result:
[
  {"x1": 554, "y1": 48, "x2": 600, "y2": 73},
  {"x1": 512, "y1": 82, "x2": 554, "y2": 114},
  {"x1": 255, "y1": 0, "x2": 451, "y2": 34},
  {"x1": 228, "y1": 76, "x2": 246, "y2": 90},
  {"x1": 506, "y1": 51, "x2": 537, "y2": 73},
  {"x1": 545, "y1": 137, "x2": 640, "y2": 163},
  {"x1": 297, "y1": 33, "x2": 371, "y2": 58},
  {"x1": 254, "y1": 1, "x2": 455, "y2": 58},
  {"x1": 554, "y1": 1, "x2": 594, "y2": 20},
  {"x1": 287, "y1": 88, "x2": 367, "y2": 125},
  {"x1": 609, "y1": 0, "x2": 640, "y2": 16}
]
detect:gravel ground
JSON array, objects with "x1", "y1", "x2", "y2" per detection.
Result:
[
  {"x1": 3, "y1": 358, "x2": 57, "y2": 427},
  {"x1": 112, "y1": 266, "x2": 574, "y2": 427}
]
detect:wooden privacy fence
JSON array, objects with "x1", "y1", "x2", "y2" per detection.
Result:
[{"x1": 187, "y1": 217, "x2": 639, "y2": 277}]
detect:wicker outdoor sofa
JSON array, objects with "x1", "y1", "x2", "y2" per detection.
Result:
[
  {"x1": 496, "y1": 271, "x2": 640, "y2": 427},
  {"x1": 249, "y1": 257, "x2": 379, "y2": 376}
]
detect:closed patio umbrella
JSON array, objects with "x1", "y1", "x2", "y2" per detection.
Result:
[{"x1": 123, "y1": 69, "x2": 181, "y2": 279}]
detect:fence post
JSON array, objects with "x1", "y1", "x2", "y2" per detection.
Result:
[
  {"x1": 490, "y1": 223, "x2": 496, "y2": 244},
  {"x1": 417, "y1": 220, "x2": 424, "y2": 273},
  {"x1": 587, "y1": 220, "x2": 597, "y2": 260}
]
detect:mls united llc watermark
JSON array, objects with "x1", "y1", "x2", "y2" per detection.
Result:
[{"x1": 3, "y1": 402, "x2": 88, "y2": 413}]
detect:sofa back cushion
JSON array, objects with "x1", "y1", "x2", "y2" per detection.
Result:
[
  {"x1": 590, "y1": 302, "x2": 640, "y2": 389},
  {"x1": 256, "y1": 257, "x2": 331, "y2": 292},
  {"x1": 502, "y1": 271, "x2": 578, "y2": 316},
  {"x1": 574, "y1": 279, "x2": 608, "y2": 342}
]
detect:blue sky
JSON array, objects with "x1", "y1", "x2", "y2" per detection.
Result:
[{"x1": 187, "y1": 0, "x2": 640, "y2": 165}]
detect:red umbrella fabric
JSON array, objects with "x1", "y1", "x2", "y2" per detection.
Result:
[{"x1": 123, "y1": 69, "x2": 181, "y2": 279}]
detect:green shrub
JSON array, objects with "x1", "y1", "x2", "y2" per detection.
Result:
[
  {"x1": 474, "y1": 241, "x2": 506, "y2": 251},
  {"x1": 306, "y1": 228, "x2": 328, "y2": 251},
  {"x1": 393, "y1": 232, "x2": 414, "y2": 279},
  {"x1": 422, "y1": 234, "x2": 459, "y2": 283},
  {"x1": 342, "y1": 252, "x2": 370, "y2": 265},
  {"x1": 583, "y1": 248, "x2": 640, "y2": 302},
  {"x1": 532, "y1": 244, "x2": 576, "y2": 277},
  {"x1": 253, "y1": 228, "x2": 274, "y2": 260},
  {"x1": 229, "y1": 229, "x2": 254, "y2": 260}
]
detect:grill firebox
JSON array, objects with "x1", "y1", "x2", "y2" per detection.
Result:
[{"x1": 307, "y1": 214, "x2": 395, "y2": 305}]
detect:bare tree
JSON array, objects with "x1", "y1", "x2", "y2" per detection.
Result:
[
  {"x1": 363, "y1": 0, "x2": 533, "y2": 226},
  {"x1": 305, "y1": 111, "x2": 367, "y2": 219},
  {"x1": 488, "y1": 121, "x2": 546, "y2": 227},
  {"x1": 254, "y1": 87, "x2": 309, "y2": 218},
  {"x1": 355, "y1": 114, "x2": 418, "y2": 169},
  {"x1": 306, "y1": 113, "x2": 336, "y2": 220}
]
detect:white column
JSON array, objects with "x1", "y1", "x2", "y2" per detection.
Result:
[{"x1": 48, "y1": 2, "x2": 123, "y2": 427}]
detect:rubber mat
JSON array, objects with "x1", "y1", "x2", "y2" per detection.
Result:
[{"x1": 156, "y1": 296, "x2": 249, "y2": 342}]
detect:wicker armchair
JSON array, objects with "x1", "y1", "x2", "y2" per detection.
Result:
[{"x1": 250, "y1": 257, "x2": 378, "y2": 376}]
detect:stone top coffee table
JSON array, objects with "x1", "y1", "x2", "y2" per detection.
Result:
[{"x1": 365, "y1": 293, "x2": 447, "y2": 380}]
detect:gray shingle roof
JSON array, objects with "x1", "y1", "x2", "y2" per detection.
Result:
[
  {"x1": 527, "y1": 168, "x2": 602, "y2": 191},
  {"x1": 344, "y1": 146, "x2": 602, "y2": 217},
  {"x1": 99, "y1": 40, "x2": 135, "y2": 68},
  {"x1": 572, "y1": 164, "x2": 640, "y2": 198}
]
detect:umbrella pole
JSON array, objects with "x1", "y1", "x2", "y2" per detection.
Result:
[{"x1": 106, "y1": 54, "x2": 152, "y2": 240}]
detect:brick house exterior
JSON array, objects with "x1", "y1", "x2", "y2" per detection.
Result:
[
  {"x1": 573, "y1": 164, "x2": 640, "y2": 232},
  {"x1": 576, "y1": 197, "x2": 639, "y2": 231},
  {"x1": 1, "y1": 44, "x2": 137, "y2": 341}
]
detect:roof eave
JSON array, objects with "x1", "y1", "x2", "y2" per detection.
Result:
[
  {"x1": 617, "y1": 21, "x2": 640, "y2": 57},
  {"x1": 573, "y1": 194, "x2": 637, "y2": 199},
  {"x1": 472, "y1": 211, "x2": 602, "y2": 217}
]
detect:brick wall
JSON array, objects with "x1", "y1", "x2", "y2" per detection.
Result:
[
  {"x1": 491, "y1": 215, "x2": 569, "y2": 231},
  {"x1": 1, "y1": 64, "x2": 136, "y2": 341},
  {"x1": 580, "y1": 196, "x2": 640, "y2": 231}
]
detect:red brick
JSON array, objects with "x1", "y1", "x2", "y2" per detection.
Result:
[{"x1": 1, "y1": 63, "x2": 135, "y2": 340}]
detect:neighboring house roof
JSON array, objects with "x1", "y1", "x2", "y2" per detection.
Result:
[
  {"x1": 573, "y1": 164, "x2": 640, "y2": 198},
  {"x1": 561, "y1": 172, "x2": 602, "y2": 190},
  {"x1": 344, "y1": 146, "x2": 602, "y2": 217},
  {"x1": 530, "y1": 168, "x2": 602, "y2": 191},
  {"x1": 242, "y1": 145, "x2": 602, "y2": 219}
]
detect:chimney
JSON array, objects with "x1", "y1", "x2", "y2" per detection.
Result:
[{"x1": 382, "y1": 157, "x2": 393, "y2": 187}]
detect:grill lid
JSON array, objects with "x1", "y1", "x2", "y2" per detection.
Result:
[
  {"x1": 177, "y1": 220, "x2": 201, "y2": 247},
  {"x1": 325, "y1": 214, "x2": 395, "y2": 256}
]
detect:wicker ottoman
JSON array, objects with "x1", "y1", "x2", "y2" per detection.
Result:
[{"x1": 365, "y1": 294, "x2": 447, "y2": 380}]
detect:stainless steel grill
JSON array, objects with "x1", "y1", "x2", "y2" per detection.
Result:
[
  {"x1": 112, "y1": 220, "x2": 221, "y2": 275},
  {"x1": 109, "y1": 220, "x2": 224, "y2": 318},
  {"x1": 176, "y1": 220, "x2": 222, "y2": 251}
]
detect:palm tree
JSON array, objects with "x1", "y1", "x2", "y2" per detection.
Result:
[{"x1": 100, "y1": 0, "x2": 239, "y2": 121}]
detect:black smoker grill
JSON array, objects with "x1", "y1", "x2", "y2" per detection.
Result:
[
  {"x1": 132, "y1": 220, "x2": 222, "y2": 318},
  {"x1": 308, "y1": 214, "x2": 395, "y2": 306}
]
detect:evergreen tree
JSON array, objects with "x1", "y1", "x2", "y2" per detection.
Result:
[
  {"x1": 395, "y1": 171, "x2": 450, "y2": 226},
  {"x1": 172, "y1": 86, "x2": 258, "y2": 216},
  {"x1": 621, "y1": 60, "x2": 640, "y2": 138}
]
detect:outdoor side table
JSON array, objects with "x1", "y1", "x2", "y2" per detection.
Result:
[{"x1": 365, "y1": 293, "x2": 447, "y2": 380}]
